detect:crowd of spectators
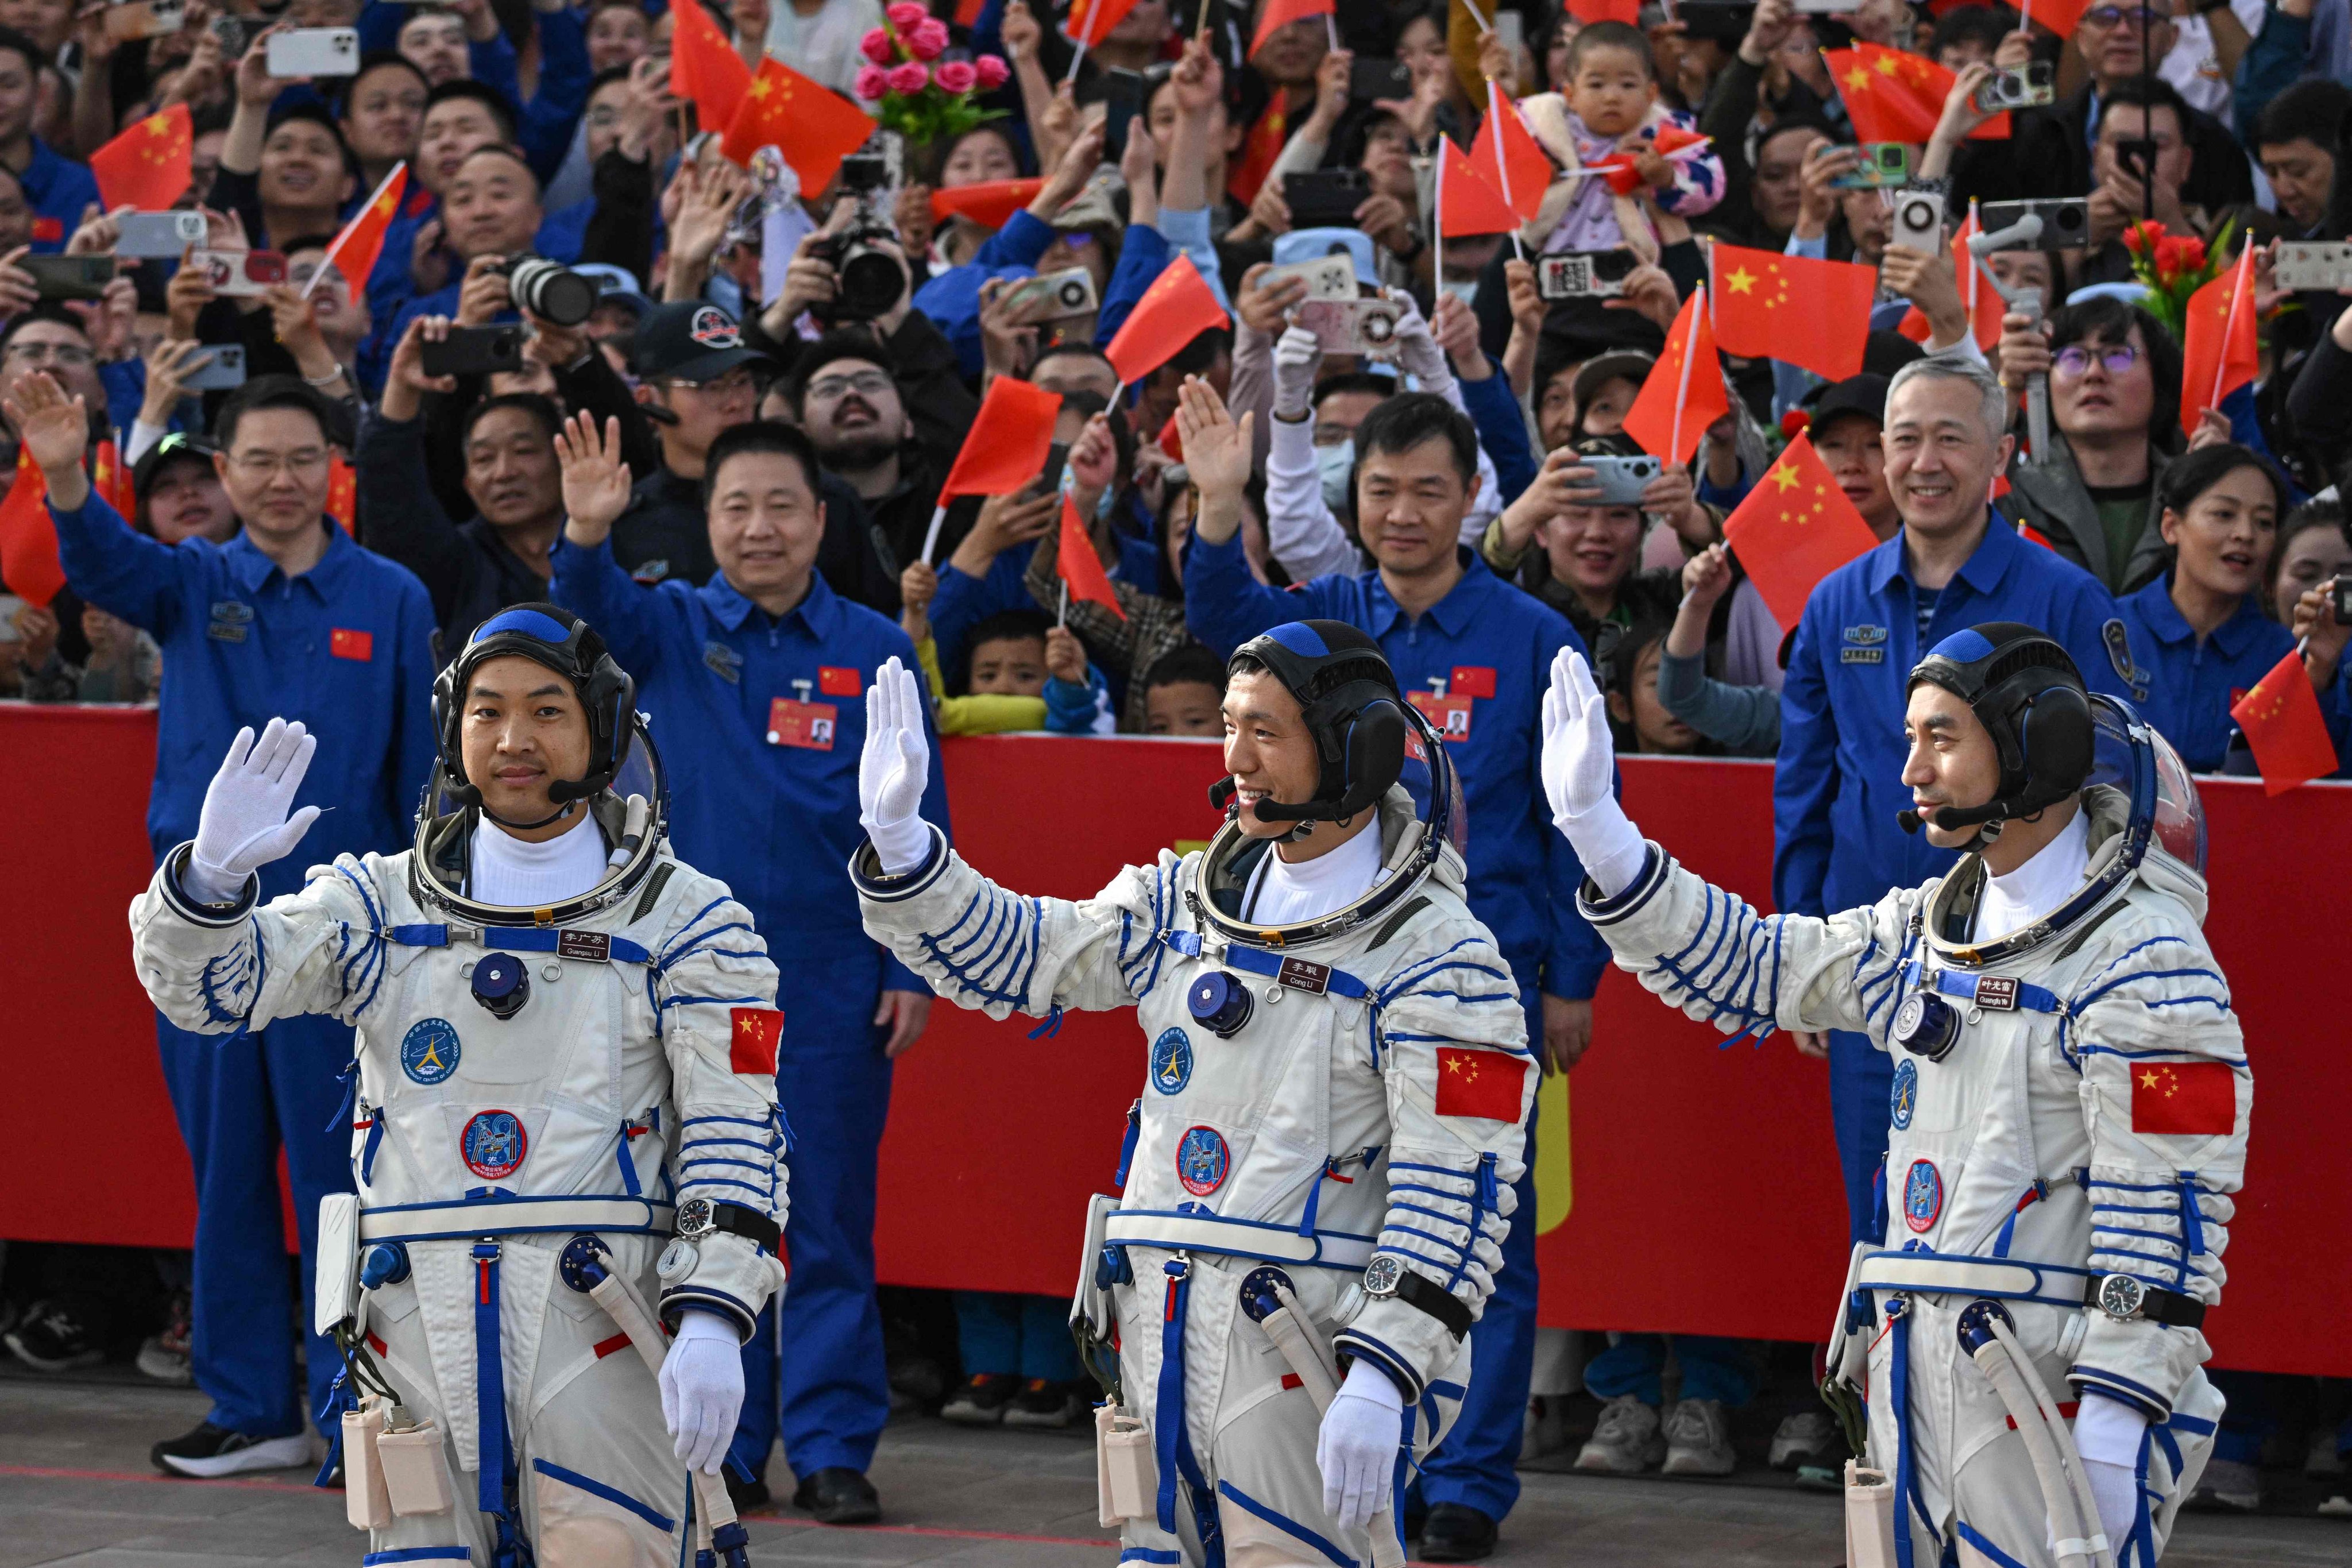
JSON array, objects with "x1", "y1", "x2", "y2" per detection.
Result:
[{"x1": 1, "y1": 0, "x2": 2350, "y2": 1538}]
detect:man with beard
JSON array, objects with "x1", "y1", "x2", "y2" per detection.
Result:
[{"x1": 784, "y1": 334, "x2": 978, "y2": 585}]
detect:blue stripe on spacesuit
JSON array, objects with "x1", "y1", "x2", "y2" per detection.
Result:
[
  {"x1": 362, "y1": 1551, "x2": 472, "y2": 1565},
  {"x1": 531, "y1": 1458, "x2": 679, "y2": 1531},
  {"x1": 1380, "y1": 1030, "x2": 1532, "y2": 1058},
  {"x1": 2069, "y1": 967, "x2": 2230, "y2": 1014},
  {"x1": 1119, "y1": 1551, "x2": 1183, "y2": 1565},
  {"x1": 1333, "y1": 1327, "x2": 1420, "y2": 1401},
  {"x1": 1952, "y1": 1520, "x2": 2032, "y2": 1568},
  {"x1": 471, "y1": 1243, "x2": 527, "y2": 1567},
  {"x1": 1152, "y1": 1260, "x2": 1221, "y2": 1563},
  {"x1": 1386, "y1": 1201, "x2": 1473, "y2": 1236},
  {"x1": 1383, "y1": 1223, "x2": 1474, "y2": 1261},
  {"x1": 1375, "y1": 941, "x2": 1507, "y2": 1004},
  {"x1": 1887, "y1": 1300, "x2": 1934, "y2": 1568},
  {"x1": 197, "y1": 924, "x2": 266, "y2": 1029},
  {"x1": 1214, "y1": 1479, "x2": 1356, "y2": 1568},
  {"x1": 2073, "y1": 1037, "x2": 2247, "y2": 1062}
]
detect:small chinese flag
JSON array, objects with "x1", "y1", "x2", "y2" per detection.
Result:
[
  {"x1": 1433, "y1": 1045, "x2": 1527, "y2": 1121},
  {"x1": 673, "y1": 0, "x2": 753, "y2": 135},
  {"x1": 1157, "y1": 411, "x2": 1183, "y2": 459},
  {"x1": 2127, "y1": 1060, "x2": 2237, "y2": 1136},
  {"x1": 1227, "y1": 100, "x2": 1287, "y2": 208},
  {"x1": 1436, "y1": 135, "x2": 1520, "y2": 240},
  {"x1": 1057, "y1": 492, "x2": 1125, "y2": 619},
  {"x1": 0, "y1": 447, "x2": 59, "y2": 606},
  {"x1": 1471, "y1": 84, "x2": 1554, "y2": 223},
  {"x1": 1722, "y1": 432, "x2": 1881, "y2": 628},
  {"x1": 1071, "y1": 0, "x2": 1143, "y2": 47},
  {"x1": 1712, "y1": 242, "x2": 1877, "y2": 382},
  {"x1": 1252, "y1": 0, "x2": 1334, "y2": 53},
  {"x1": 326, "y1": 453, "x2": 357, "y2": 532},
  {"x1": 1566, "y1": 0, "x2": 1639, "y2": 21},
  {"x1": 1620, "y1": 285, "x2": 1727, "y2": 467},
  {"x1": 2229, "y1": 647, "x2": 2339, "y2": 794},
  {"x1": 1897, "y1": 204, "x2": 2003, "y2": 352},
  {"x1": 1104, "y1": 254, "x2": 1230, "y2": 385},
  {"x1": 940, "y1": 376, "x2": 1063, "y2": 498},
  {"x1": 818, "y1": 665, "x2": 862, "y2": 696},
  {"x1": 2180, "y1": 245, "x2": 2259, "y2": 436},
  {"x1": 1585, "y1": 123, "x2": 1710, "y2": 196},
  {"x1": 1824, "y1": 43, "x2": 2008, "y2": 143},
  {"x1": 725, "y1": 56, "x2": 876, "y2": 191},
  {"x1": 91, "y1": 438, "x2": 120, "y2": 517},
  {"x1": 932, "y1": 179, "x2": 1044, "y2": 230},
  {"x1": 315, "y1": 164, "x2": 407, "y2": 299},
  {"x1": 90, "y1": 103, "x2": 192, "y2": 214},
  {"x1": 729, "y1": 1006, "x2": 785, "y2": 1075},
  {"x1": 329, "y1": 627, "x2": 373, "y2": 661}
]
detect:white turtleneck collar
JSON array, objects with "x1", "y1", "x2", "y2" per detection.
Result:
[
  {"x1": 466, "y1": 810, "x2": 609, "y2": 908},
  {"x1": 1239, "y1": 821, "x2": 1387, "y2": 927},
  {"x1": 1971, "y1": 805, "x2": 2091, "y2": 943}
]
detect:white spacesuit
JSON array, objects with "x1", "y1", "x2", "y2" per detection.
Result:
[
  {"x1": 853, "y1": 623, "x2": 1534, "y2": 1568},
  {"x1": 1540, "y1": 625, "x2": 2249, "y2": 1568},
  {"x1": 127, "y1": 608, "x2": 789, "y2": 1568}
]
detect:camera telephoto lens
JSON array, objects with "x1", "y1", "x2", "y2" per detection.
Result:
[
  {"x1": 835, "y1": 240, "x2": 907, "y2": 320},
  {"x1": 504, "y1": 258, "x2": 597, "y2": 326}
]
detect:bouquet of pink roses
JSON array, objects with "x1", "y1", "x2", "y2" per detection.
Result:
[{"x1": 853, "y1": 2, "x2": 1010, "y2": 147}]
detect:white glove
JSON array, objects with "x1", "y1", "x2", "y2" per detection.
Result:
[
  {"x1": 859, "y1": 656, "x2": 933, "y2": 875},
  {"x1": 1388, "y1": 290, "x2": 1453, "y2": 394},
  {"x1": 184, "y1": 718, "x2": 322, "y2": 903},
  {"x1": 1316, "y1": 1360, "x2": 1404, "y2": 1532},
  {"x1": 658, "y1": 1308, "x2": 743, "y2": 1474},
  {"x1": 1272, "y1": 325, "x2": 1323, "y2": 419},
  {"x1": 1540, "y1": 647, "x2": 1646, "y2": 899},
  {"x1": 2072, "y1": 1396, "x2": 2150, "y2": 1551}
]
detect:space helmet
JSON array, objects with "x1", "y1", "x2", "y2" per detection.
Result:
[
  {"x1": 1195, "y1": 621, "x2": 1467, "y2": 948},
  {"x1": 1899, "y1": 623, "x2": 2096, "y2": 847},
  {"x1": 412, "y1": 605, "x2": 668, "y2": 923}
]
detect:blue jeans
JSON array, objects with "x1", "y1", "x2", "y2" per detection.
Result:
[
  {"x1": 954, "y1": 1292, "x2": 1082, "y2": 1380},
  {"x1": 1581, "y1": 1335, "x2": 1757, "y2": 1408}
]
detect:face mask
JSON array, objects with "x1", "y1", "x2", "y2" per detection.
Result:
[
  {"x1": 1439, "y1": 278, "x2": 1478, "y2": 310},
  {"x1": 1315, "y1": 439, "x2": 1354, "y2": 514}
]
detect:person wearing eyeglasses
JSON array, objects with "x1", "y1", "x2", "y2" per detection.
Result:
[
  {"x1": 17, "y1": 368, "x2": 438, "y2": 1479},
  {"x1": 0, "y1": 306, "x2": 110, "y2": 454},
  {"x1": 1996, "y1": 294, "x2": 2187, "y2": 596}
]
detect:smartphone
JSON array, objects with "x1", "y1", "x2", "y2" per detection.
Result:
[
  {"x1": 23, "y1": 254, "x2": 114, "y2": 300},
  {"x1": 1349, "y1": 58, "x2": 1412, "y2": 102},
  {"x1": 1791, "y1": 0, "x2": 1863, "y2": 11},
  {"x1": 1021, "y1": 441, "x2": 1071, "y2": 503},
  {"x1": 1890, "y1": 187, "x2": 1943, "y2": 254},
  {"x1": 266, "y1": 26, "x2": 359, "y2": 78},
  {"x1": 191, "y1": 249, "x2": 288, "y2": 296},
  {"x1": 1001, "y1": 266, "x2": 1099, "y2": 322},
  {"x1": 420, "y1": 325, "x2": 524, "y2": 377},
  {"x1": 1260, "y1": 255, "x2": 1357, "y2": 303},
  {"x1": 1295, "y1": 296, "x2": 1403, "y2": 358},
  {"x1": 115, "y1": 210, "x2": 206, "y2": 258},
  {"x1": 1492, "y1": 9, "x2": 1524, "y2": 50},
  {"x1": 1828, "y1": 142, "x2": 1910, "y2": 190},
  {"x1": 2276, "y1": 240, "x2": 2352, "y2": 291},
  {"x1": 1977, "y1": 196, "x2": 2089, "y2": 249},
  {"x1": 1536, "y1": 249, "x2": 1636, "y2": 300},
  {"x1": 1580, "y1": 453, "x2": 1661, "y2": 504},
  {"x1": 1973, "y1": 60, "x2": 2054, "y2": 111},
  {"x1": 209, "y1": 12, "x2": 263, "y2": 57},
  {"x1": 1283, "y1": 168, "x2": 1369, "y2": 228},
  {"x1": 1100, "y1": 68, "x2": 1145, "y2": 164},
  {"x1": 180, "y1": 344, "x2": 247, "y2": 391},
  {"x1": 105, "y1": 0, "x2": 186, "y2": 40}
]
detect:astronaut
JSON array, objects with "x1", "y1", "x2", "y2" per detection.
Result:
[
  {"x1": 126, "y1": 605, "x2": 790, "y2": 1568},
  {"x1": 852, "y1": 622, "x2": 1535, "y2": 1567},
  {"x1": 1539, "y1": 623, "x2": 2249, "y2": 1568}
]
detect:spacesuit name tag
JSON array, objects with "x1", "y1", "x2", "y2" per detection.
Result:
[
  {"x1": 767, "y1": 698, "x2": 837, "y2": 750},
  {"x1": 556, "y1": 930, "x2": 611, "y2": 963},
  {"x1": 1975, "y1": 977, "x2": 2019, "y2": 1011},
  {"x1": 1276, "y1": 957, "x2": 1331, "y2": 995}
]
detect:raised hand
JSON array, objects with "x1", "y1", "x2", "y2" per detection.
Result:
[
  {"x1": 553, "y1": 411, "x2": 633, "y2": 543},
  {"x1": 858, "y1": 656, "x2": 933, "y2": 875},
  {"x1": 4, "y1": 371, "x2": 93, "y2": 504},
  {"x1": 1540, "y1": 647, "x2": 1646, "y2": 897},
  {"x1": 185, "y1": 717, "x2": 323, "y2": 903}
]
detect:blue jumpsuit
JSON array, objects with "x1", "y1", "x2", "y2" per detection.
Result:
[
  {"x1": 549, "y1": 540, "x2": 951, "y2": 1486},
  {"x1": 2117, "y1": 574, "x2": 2347, "y2": 773},
  {"x1": 1183, "y1": 536, "x2": 1606, "y2": 1525},
  {"x1": 52, "y1": 495, "x2": 438, "y2": 1439},
  {"x1": 1774, "y1": 517, "x2": 2135, "y2": 1242}
]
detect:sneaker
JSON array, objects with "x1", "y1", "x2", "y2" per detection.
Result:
[
  {"x1": 1662, "y1": 1398, "x2": 1737, "y2": 1476},
  {"x1": 137, "y1": 1290, "x2": 194, "y2": 1387},
  {"x1": 1573, "y1": 1395, "x2": 1666, "y2": 1474},
  {"x1": 939, "y1": 1372, "x2": 1021, "y2": 1426},
  {"x1": 5, "y1": 1300, "x2": 103, "y2": 1371},
  {"x1": 2187, "y1": 1457, "x2": 2262, "y2": 1512},
  {"x1": 150, "y1": 1422, "x2": 311, "y2": 1478},
  {"x1": 1521, "y1": 1395, "x2": 1569, "y2": 1461},
  {"x1": 1769, "y1": 1409, "x2": 1839, "y2": 1470},
  {"x1": 2307, "y1": 1431, "x2": 2346, "y2": 1480},
  {"x1": 1002, "y1": 1378, "x2": 1084, "y2": 1430}
]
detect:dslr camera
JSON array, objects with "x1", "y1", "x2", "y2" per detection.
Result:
[
  {"x1": 497, "y1": 256, "x2": 598, "y2": 326},
  {"x1": 809, "y1": 151, "x2": 907, "y2": 324},
  {"x1": 1974, "y1": 61, "x2": 2055, "y2": 111}
]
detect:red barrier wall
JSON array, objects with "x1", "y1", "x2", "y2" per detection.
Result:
[{"x1": 2, "y1": 707, "x2": 2342, "y2": 1373}]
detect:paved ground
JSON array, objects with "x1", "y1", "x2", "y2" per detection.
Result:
[{"x1": 0, "y1": 1380, "x2": 2343, "y2": 1568}]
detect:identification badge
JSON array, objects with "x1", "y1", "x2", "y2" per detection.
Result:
[
  {"x1": 1407, "y1": 690, "x2": 1473, "y2": 740},
  {"x1": 557, "y1": 930, "x2": 611, "y2": 963},
  {"x1": 768, "y1": 697, "x2": 837, "y2": 750},
  {"x1": 1276, "y1": 957, "x2": 1330, "y2": 995},
  {"x1": 1975, "y1": 976, "x2": 2019, "y2": 1011}
]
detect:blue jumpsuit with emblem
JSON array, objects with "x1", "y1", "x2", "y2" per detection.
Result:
[
  {"x1": 1775, "y1": 518, "x2": 2135, "y2": 1243},
  {"x1": 2116, "y1": 575, "x2": 2350, "y2": 774},
  {"x1": 51, "y1": 492, "x2": 438, "y2": 1443},
  {"x1": 550, "y1": 538, "x2": 951, "y2": 1488},
  {"x1": 1183, "y1": 535, "x2": 1606, "y2": 1527}
]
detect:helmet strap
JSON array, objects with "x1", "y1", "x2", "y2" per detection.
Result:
[{"x1": 481, "y1": 798, "x2": 581, "y2": 833}]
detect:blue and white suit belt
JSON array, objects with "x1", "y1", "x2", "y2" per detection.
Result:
[
  {"x1": 1857, "y1": 1249, "x2": 2095, "y2": 1311},
  {"x1": 1106, "y1": 1210, "x2": 1375, "y2": 1271},
  {"x1": 360, "y1": 1194, "x2": 677, "y2": 1244}
]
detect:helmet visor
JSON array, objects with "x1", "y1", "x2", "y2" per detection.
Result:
[{"x1": 2087, "y1": 695, "x2": 2206, "y2": 874}]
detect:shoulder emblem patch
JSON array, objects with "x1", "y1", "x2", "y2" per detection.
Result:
[
  {"x1": 1150, "y1": 1028, "x2": 1193, "y2": 1095},
  {"x1": 2102, "y1": 618, "x2": 2137, "y2": 684}
]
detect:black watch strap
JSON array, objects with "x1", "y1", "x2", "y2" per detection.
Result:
[
  {"x1": 2084, "y1": 1277, "x2": 2207, "y2": 1328},
  {"x1": 1395, "y1": 1268, "x2": 1474, "y2": 1340},
  {"x1": 704, "y1": 1200, "x2": 783, "y2": 1254}
]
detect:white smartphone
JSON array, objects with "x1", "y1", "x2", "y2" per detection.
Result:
[
  {"x1": 115, "y1": 209, "x2": 206, "y2": 258},
  {"x1": 267, "y1": 26, "x2": 358, "y2": 78},
  {"x1": 1492, "y1": 9, "x2": 1524, "y2": 49}
]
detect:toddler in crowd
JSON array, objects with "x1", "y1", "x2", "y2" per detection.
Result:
[
  {"x1": 899, "y1": 566, "x2": 1114, "y2": 735},
  {"x1": 1521, "y1": 22, "x2": 1724, "y2": 257}
]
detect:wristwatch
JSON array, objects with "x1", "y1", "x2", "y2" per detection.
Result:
[
  {"x1": 2088, "y1": 1272, "x2": 2207, "y2": 1328},
  {"x1": 674, "y1": 1196, "x2": 783, "y2": 1254},
  {"x1": 1363, "y1": 1256, "x2": 1474, "y2": 1339}
]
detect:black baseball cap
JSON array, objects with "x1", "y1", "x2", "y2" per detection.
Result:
[
  {"x1": 629, "y1": 301, "x2": 771, "y2": 384},
  {"x1": 133, "y1": 431, "x2": 217, "y2": 500},
  {"x1": 1807, "y1": 372, "x2": 1891, "y2": 436}
]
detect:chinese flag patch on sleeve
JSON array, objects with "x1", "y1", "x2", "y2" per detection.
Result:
[
  {"x1": 729, "y1": 1007, "x2": 784, "y2": 1075},
  {"x1": 2129, "y1": 1061, "x2": 2237, "y2": 1136},
  {"x1": 1434, "y1": 1047, "x2": 1528, "y2": 1121}
]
